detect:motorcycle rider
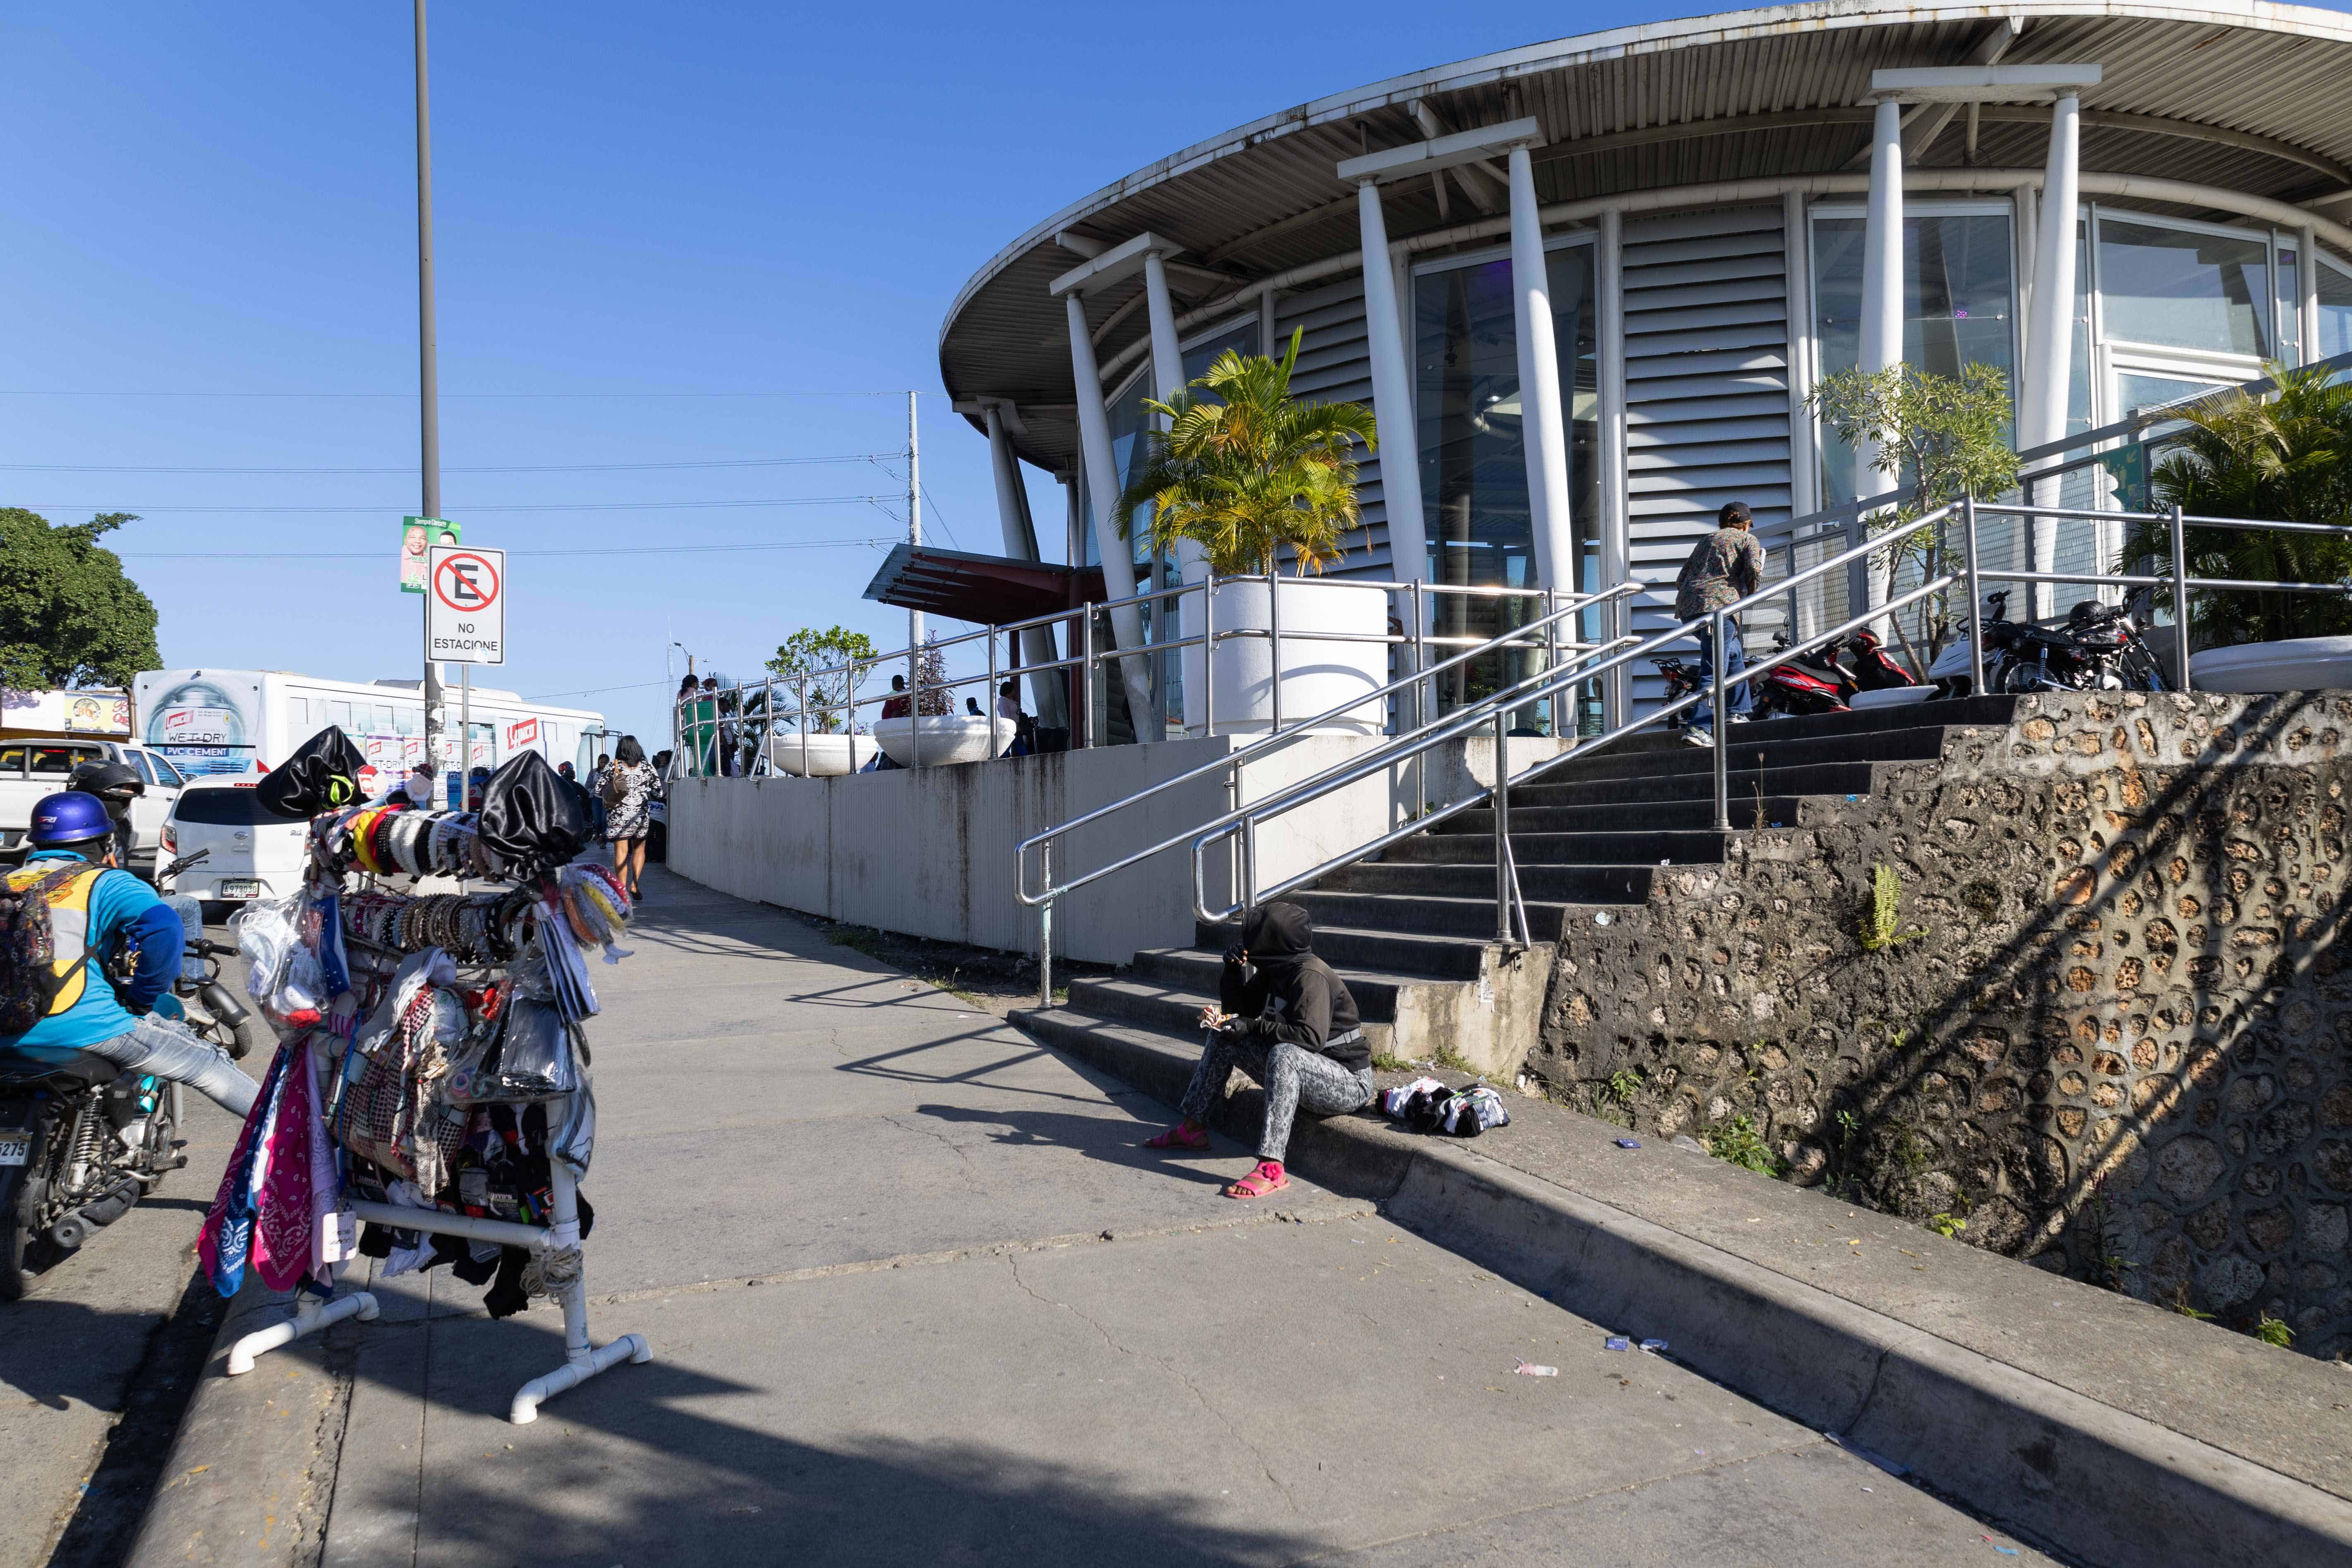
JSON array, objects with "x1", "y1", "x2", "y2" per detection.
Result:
[
  {"x1": 1674, "y1": 500, "x2": 1765, "y2": 745},
  {"x1": 65, "y1": 757, "x2": 144, "y2": 866},
  {"x1": 0, "y1": 792, "x2": 259, "y2": 1117}
]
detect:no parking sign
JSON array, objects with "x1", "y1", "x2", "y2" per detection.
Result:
[{"x1": 428, "y1": 544, "x2": 506, "y2": 665}]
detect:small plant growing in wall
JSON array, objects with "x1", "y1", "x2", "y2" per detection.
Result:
[
  {"x1": 1702, "y1": 1114, "x2": 1785, "y2": 1177},
  {"x1": 1599, "y1": 1067, "x2": 1643, "y2": 1128},
  {"x1": 2256, "y1": 1314, "x2": 2296, "y2": 1349},
  {"x1": 1927, "y1": 1210, "x2": 1968, "y2": 1240},
  {"x1": 1858, "y1": 864, "x2": 1929, "y2": 952}
]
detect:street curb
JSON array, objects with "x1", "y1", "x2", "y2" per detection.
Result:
[
  {"x1": 124, "y1": 1272, "x2": 354, "y2": 1568},
  {"x1": 1014, "y1": 1005, "x2": 2352, "y2": 1568}
]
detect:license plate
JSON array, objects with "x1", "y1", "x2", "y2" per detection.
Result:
[
  {"x1": 218, "y1": 879, "x2": 259, "y2": 899},
  {"x1": 0, "y1": 1136, "x2": 29, "y2": 1166}
]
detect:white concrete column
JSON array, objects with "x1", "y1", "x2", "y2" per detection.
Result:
[
  {"x1": 2300, "y1": 226, "x2": 2322, "y2": 365},
  {"x1": 1856, "y1": 97, "x2": 1906, "y2": 625},
  {"x1": 1782, "y1": 189, "x2": 1822, "y2": 645},
  {"x1": 983, "y1": 404, "x2": 1068, "y2": 729},
  {"x1": 1508, "y1": 144, "x2": 1574, "y2": 593},
  {"x1": 1357, "y1": 179, "x2": 1429, "y2": 585},
  {"x1": 1596, "y1": 204, "x2": 1629, "y2": 726},
  {"x1": 1141, "y1": 249, "x2": 1206, "y2": 583},
  {"x1": 1065, "y1": 291, "x2": 1156, "y2": 730},
  {"x1": 2021, "y1": 92, "x2": 2082, "y2": 620}
]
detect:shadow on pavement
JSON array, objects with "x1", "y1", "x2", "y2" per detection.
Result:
[{"x1": 911, "y1": 1101, "x2": 1237, "y2": 1192}]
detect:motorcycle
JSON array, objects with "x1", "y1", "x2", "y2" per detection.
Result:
[
  {"x1": 1928, "y1": 591, "x2": 2167, "y2": 695},
  {"x1": 0, "y1": 850, "x2": 262, "y2": 1299},
  {"x1": 1927, "y1": 590, "x2": 2025, "y2": 698}
]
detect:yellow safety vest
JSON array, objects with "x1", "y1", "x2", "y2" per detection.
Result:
[{"x1": 5, "y1": 863, "x2": 104, "y2": 1017}]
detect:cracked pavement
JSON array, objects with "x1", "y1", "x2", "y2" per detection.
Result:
[{"x1": 312, "y1": 866, "x2": 2051, "y2": 1566}]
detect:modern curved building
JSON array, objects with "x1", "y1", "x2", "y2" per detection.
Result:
[{"x1": 934, "y1": 0, "x2": 2352, "y2": 725}]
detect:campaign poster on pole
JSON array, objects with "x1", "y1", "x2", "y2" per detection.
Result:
[
  {"x1": 401, "y1": 517, "x2": 460, "y2": 594},
  {"x1": 427, "y1": 545, "x2": 506, "y2": 665}
]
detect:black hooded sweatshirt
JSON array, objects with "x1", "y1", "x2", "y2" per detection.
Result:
[{"x1": 1217, "y1": 902, "x2": 1367, "y2": 1072}]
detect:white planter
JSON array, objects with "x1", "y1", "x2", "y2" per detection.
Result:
[
  {"x1": 1178, "y1": 568, "x2": 1389, "y2": 737},
  {"x1": 874, "y1": 714, "x2": 1014, "y2": 767},
  {"x1": 2188, "y1": 635, "x2": 2352, "y2": 693},
  {"x1": 768, "y1": 731, "x2": 878, "y2": 777}
]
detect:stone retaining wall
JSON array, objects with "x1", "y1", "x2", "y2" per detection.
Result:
[{"x1": 1532, "y1": 690, "x2": 2352, "y2": 1356}]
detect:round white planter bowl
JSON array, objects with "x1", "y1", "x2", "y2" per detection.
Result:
[
  {"x1": 2188, "y1": 635, "x2": 2352, "y2": 693},
  {"x1": 1177, "y1": 569, "x2": 1389, "y2": 738},
  {"x1": 874, "y1": 714, "x2": 1014, "y2": 767},
  {"x1": 767, "y1": 731, "x2": 878, "y2": 777}
]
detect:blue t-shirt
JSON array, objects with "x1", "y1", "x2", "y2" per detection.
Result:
[{"x1": 3, "y1": 849, "x2": 184, "y2": 1059}]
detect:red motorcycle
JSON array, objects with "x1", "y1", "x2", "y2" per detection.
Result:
[{"x1": 1751, "y1": 628, "x2": 1923, "y2": 719}]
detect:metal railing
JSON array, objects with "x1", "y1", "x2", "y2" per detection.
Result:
[{"x1": 670, "y1": 569, "x2": 1626, "y2": 777}]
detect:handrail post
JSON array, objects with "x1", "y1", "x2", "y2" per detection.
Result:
[
  {"x1": 2169, "y1": 502, "x2": 2194, "y2": 692},
  {"x1": 1711, "y1": 608, "x2": 1731, "y2": 832},
  {"x1": 988, "y1": 625, "x2": 999, "y2": 758},
  {"x1": 1268, "y1": 571, "x2": 1284, "y2": 735},
  {"x1": 1080, "y1": 609, "x2": 1096, "y2": 748},
  {"x1": 798, "y1": 676, "x2": 809, "y2": 777},
  {"x1": 1203, "y1": 572, "x2": 1216, "y2": 739},
  {"x1": 1545, "y1": 588, "x2": 1561, "y2": 736},
  {"x1": 761, "y1": 676, "x2": 773, "y2": 775},
  {"x1": 1410, "y1": 579, "x2": 1427, "y2": 818},
  {"x1": 1492, "y1": 710, "x2": 1512, "y2": 944},
  {"x1": 1037, "y1": 843, "x2": 1054, "y2": 1009},
  {"x1": 1962, "y1": 495, "x2": 1986, "y2": 698}
]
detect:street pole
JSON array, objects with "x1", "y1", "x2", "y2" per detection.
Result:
[
  {"x1": 907, "y1": 391, "x2": 922, "y2": 767},
  {"x1": 414, "y1": 0, "x2": 447, "y2": 801}
]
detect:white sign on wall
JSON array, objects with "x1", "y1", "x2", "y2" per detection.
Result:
[{"x1": 427, "y1": 545, "x2": 506, "y2": 666}]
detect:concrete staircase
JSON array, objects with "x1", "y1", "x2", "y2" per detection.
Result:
[{"x1": 1016, "y1": 695, "x2": 2020, "y2": 1075}]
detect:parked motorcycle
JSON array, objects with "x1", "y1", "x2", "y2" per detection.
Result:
[
  {"x1": 1926, "y1": 590, "x2": 2020, "y2": 698},
  {"x1": 1929, "y1": 591, "x2": 2167, "y2": 695}
]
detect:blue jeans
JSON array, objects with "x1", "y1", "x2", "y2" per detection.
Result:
[
  {"x1": 89, "y1": 1014, "x2": 260, "y2": 1119},
  {"x1": 1689, "y1": 618, "x2": 1752, "y2": 730}
]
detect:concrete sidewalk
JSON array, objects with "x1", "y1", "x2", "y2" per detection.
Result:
[{"x1": 140, "y1": 868, "x2": 2049, "y2": 1565}]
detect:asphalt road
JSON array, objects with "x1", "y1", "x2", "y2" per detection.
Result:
[
  {"x1": 0, "y1": 916, "x2": 243, "y2": 1568},
  {"x1": 303, "y1": 868, "x2": 2050, "y2": 1566}
]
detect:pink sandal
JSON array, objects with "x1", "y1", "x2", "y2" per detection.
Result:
[
  {"x1": 1144, "y1": 1122, "x2": 1209, "y2": 1151},
  {"x1": 1226, "y1": 1160, "x2": 1288, "y2": 1199}
]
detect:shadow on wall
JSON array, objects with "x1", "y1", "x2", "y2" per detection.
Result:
[{"x1": 1542, "y1": 691, "x2": 2352, "y2": 1355}]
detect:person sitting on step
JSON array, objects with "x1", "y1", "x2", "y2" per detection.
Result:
[{"x1": 1144, "y1": 901, "x2": 1374, "y2": 1198}]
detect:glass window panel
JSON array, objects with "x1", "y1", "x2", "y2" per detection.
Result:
[
  {"x1": 126, "y1": 750, "x2": 154, "y2": 784},
  {"x1": 149, "y1": 752, "x2": 185, "y2": 788},
  {"x1": 2320, "y1": 258, "x2": 2352, "y2": 361},
  {"x1": 2097, "y1": 218, "x2": 2270, "y2": 357},
  {"x1": 1181, "y1": 322, "x2": 1257, "y2": 388},
  {"x1": 2278, "y1": 248, "x2": 2301, "y2": 368},
  {"x1": 1413, "y1": 245, "x2": 1599, "y2": 722},
  {"x1": 1812, "y1": 211, "x2": 2017, "y2": 500}
]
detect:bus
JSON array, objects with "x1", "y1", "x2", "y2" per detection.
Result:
[{"x1": 132, "y1": 669, "x2": 605, "y2": 800}]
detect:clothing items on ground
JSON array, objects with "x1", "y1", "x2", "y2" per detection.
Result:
[{"x1": 1379, "y1": 1077, "x2": 1510, "y2": 1137}]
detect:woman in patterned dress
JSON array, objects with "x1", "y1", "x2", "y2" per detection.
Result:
[{"x1": 602, "y1": 734, "x2": 659, "y2": 899}]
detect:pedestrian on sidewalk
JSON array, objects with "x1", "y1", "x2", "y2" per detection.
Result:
[
  {"x1": 602, "y1": 736, "x2": 658, "y2": 900},
  {"x1": 1675, "y1": 500, "x2": 1765, "y2": 745},
  {"x1": 1144, "y1": 902, "x2": 1373, "y2": 1199}
]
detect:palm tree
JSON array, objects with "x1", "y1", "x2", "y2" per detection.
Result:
[
  {"x1": 2119, "y1": 364, "x2": 2352, "y2": 648},
  {"x1": 1113, "y1": 328, "x2": 1380, "y2": 576}
]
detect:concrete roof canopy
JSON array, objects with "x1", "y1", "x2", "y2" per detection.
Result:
[{"x1": 939, "y1": 0, "x2": 2352, "y2": 479}]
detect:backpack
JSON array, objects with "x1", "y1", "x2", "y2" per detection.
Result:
[
  {"x1": 601, "y1": 766, "x2": 628, "y2": 808},
  {"x1": 0, "y1": 863, "x2": 104, "y2": 1035}
]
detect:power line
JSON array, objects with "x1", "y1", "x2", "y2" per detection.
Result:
[
  {"x1": 0, "y1": 388, "x2": 944, "y2": 400},
  {"x1": 0, "y1": 453, "x2": 900, "y2": 475},
  {"x1": 33, "y1": 495, "x2": 897, "y2": 514},
  {"x1": 521, "y1": 679, "x2": 676, "y2": 701},
  {"x1": 117, "y1": 537, "x2": 894, "y2": 560}
]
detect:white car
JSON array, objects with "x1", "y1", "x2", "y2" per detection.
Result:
[
  {"x1": 0, "y1": 737, "x2": 185, "y2": 870},
  {"x1": 159, "y1": 779, "x2": 307, "y2": 909}
]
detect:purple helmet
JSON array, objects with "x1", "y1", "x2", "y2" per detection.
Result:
[{"x1": 28, "y1": 790, "x2": 117, "y2": 849}]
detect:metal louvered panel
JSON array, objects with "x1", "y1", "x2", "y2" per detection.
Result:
[
  {"x1": 1275, "y1": 276, "x2": 1392, "y2": 576},
  {"x1": 1622, "y1": 205, "x2": 1793, "y2": 710}
]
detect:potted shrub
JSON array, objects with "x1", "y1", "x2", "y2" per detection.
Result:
[
  {"x1": 762, "y1": 626, "x2": 879, "y2": 776},
  {"x1": 873, "y1": 639, "x2": 1013, "y2": 767},
  {"x1": 1115, "y1": 329, "x2": 1389, "y2": 738}
]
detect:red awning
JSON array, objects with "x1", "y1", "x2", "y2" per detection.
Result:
[{"x1": 861, "y1": 543, "x2": 1106, "y2": 623}]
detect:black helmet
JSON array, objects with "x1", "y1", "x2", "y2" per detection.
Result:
[{"x1": 67, "y1": 759, "x2": 144, "y2": 813}]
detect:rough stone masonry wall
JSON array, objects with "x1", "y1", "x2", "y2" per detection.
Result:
[{"x1": 1531, "y1": 690, "x2": 2352, "y2": 1356}]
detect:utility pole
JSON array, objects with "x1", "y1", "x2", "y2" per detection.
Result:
[
  {"x1": 414, "y1": 0, "x2": 447, "y2": 800},
  {"x1": 907, "y1": 391, "x2": 922, "y2": 765}
]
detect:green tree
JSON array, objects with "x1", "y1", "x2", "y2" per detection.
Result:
[
  {"x1": 0, "y1": 509, "x2": 161, "y2": 691},
  {"x1": 765, "y1": 625, "x2": 879, "y2": 732},
  {"x1": 2119, "y1": 364, "x2": 2352, "y2": 648},
  {"x1": 1113, "y1": 327, "x2": 1380, "y2": 576},
  {"x1": 1808, "y1": 363, "x2": 2021, "y2": 658}
]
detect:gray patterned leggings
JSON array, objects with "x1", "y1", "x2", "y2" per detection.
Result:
[{"x1": 1178, "y1": 1031, "x2": 1376, "y2": 1162}]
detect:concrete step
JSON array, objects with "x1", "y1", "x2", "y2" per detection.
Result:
[
  {"x1": 1127, "y1": 947, "x2": 1442, "y2": 1023},
  {"x1": 1441, "y1": 795, "x2": 1814, "y2": 833},
  {"x1": 1387, "y1": 829, "x2": 1729, "y2": 867},
  {"x1": 1063, "y1": 974, "x2": 1402, "y2": 1060},
  {"x1": 1288, "y1": 889, "x2": 1591, "y2": 942},
  {"x1": 1666, "y1": 691, "x2": 2017, "y2": 745},
  {"x1": 1509, "y1": 760, "x2": 1880, "y2": 810},
  {"x1": 1194, "y1": 921, "x2": 1501, "y2": 983},
  {"x1": 1534, "y1": 723, "x2": 1951, "y2": 784},
  {"x1": 1318, "y1": 860, "x2": 1656, "y2": 904}
]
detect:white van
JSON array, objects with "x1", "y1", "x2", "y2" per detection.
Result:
[{"x1": 159, "y1": 779, "x2": 307, "y2": 908}]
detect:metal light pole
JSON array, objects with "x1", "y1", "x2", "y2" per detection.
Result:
[
  {"x1": 414, "y1": 0, "x2": 447, "y2": 794},
  {"x1": 906, "y1": 391, "x2": 923, "y2": 766}
]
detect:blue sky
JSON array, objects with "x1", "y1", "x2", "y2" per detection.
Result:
[{"x1": 19, "y1": 2, "x2": 2330, "y2": 741}]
